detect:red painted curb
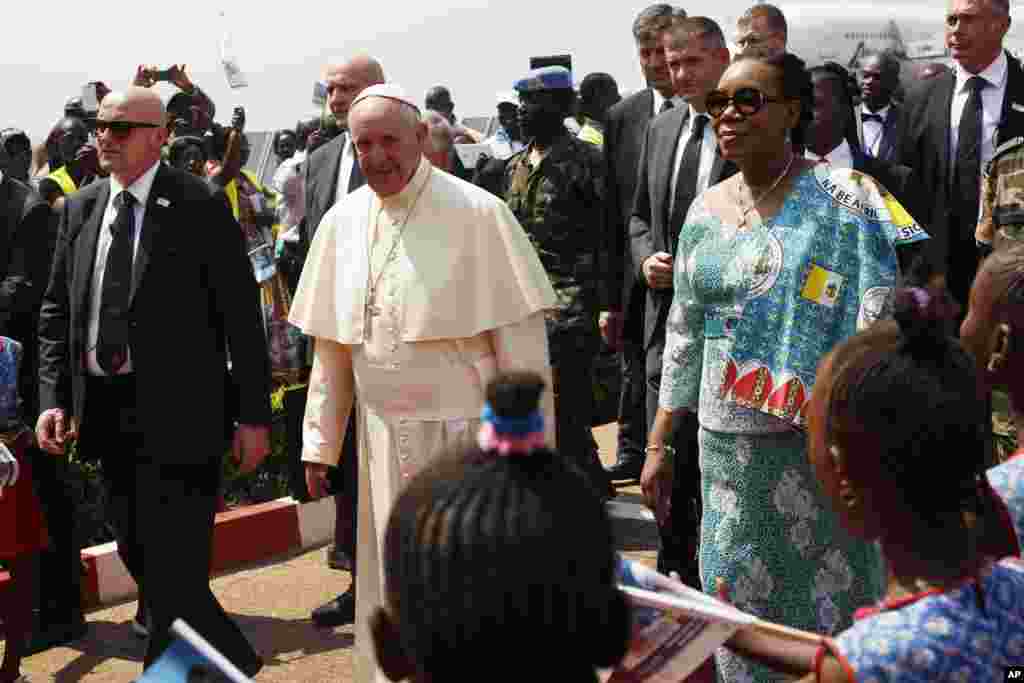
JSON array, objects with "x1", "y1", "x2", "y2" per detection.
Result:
[
  {"x1": 80, "y1": 552, "x2": 101, "y2": 609},
  {"x1": 210, "y1": 500, "x2": 302, "y2": 573},
  {"x1": 0, "y1": 499, "x2": 307, "y2": 608}
]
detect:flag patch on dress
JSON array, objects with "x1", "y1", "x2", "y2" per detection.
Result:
[{"x1": 801, "y1": 265, "x2": 844, "y2": 307}]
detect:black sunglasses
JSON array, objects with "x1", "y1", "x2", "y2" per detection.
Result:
[
  {"x1": 95, "y1": 120, "x2": 161, "y2": 139},
  {"x1": 705, "y1": 87, "x2": 787, "y2": 118}
]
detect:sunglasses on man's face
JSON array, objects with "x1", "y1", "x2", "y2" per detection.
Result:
[
  {"x1": 94, "y1": 120, "x2": 161, "y2": 139},
  {"x1": 705, "y1": 87, "x2": 787, "y2": 118}
]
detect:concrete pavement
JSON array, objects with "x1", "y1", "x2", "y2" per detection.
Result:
[{"x1": 9, "y1": 423, "x2": 658, "y2": 682}]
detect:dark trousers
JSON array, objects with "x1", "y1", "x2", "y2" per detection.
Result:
[
  {"x1": 615, "y1": 335, "x2": 647, "y2": 465},
  {"x1": 283, "y1": 383, "x2": 358, "y2": 567},
  {"x1": 30, "y1": 446, "x2": 83, "y2": 621},
  {"x1": 84, "y1": 375, "x2": 260, "y2": 672},
  {"x1": 646, "y1": 335, "x2": 702, "y2": 586},
  {"x1": 552, "y1": 349, "x2": 605, "y2": 490}
]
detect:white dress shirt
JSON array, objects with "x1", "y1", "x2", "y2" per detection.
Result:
[
  {"x1": 669, "y1": 107, "x2": 718, "y2": 215},
  {"x1": 805, "y1": 138, "x2": 855, "y2": 170},
  {"x1": 86, "y1": 160, "x2": 161, "y2": 376},
  {"x1": 949, "y1": 51, "x2": 1008, "y2": 182},
  {"x1": 860, "y1": 103, "x2": 890, "y2": 157},
  {"x1": 651, "y1": 89, "x2": 684, "y2": 117},
  {"x1": 334, "y1": 132, "x2": 358, "y2": 204}
]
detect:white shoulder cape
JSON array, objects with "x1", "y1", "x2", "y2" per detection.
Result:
[{"x1": 289, "y1": 166, "x2": 557, "y2": 343}]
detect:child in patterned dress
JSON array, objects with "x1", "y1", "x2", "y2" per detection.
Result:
[
  {"x1": 368, "y1": 371, "x2": 631, "y2": 683},
  {"x1": 0, "y1": 337, "x2": 48, "y2": 683}
]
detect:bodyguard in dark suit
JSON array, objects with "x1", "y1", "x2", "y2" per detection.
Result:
[
  {"x1": 631, "y1": 18, "x2": 736, "y2": 583},
  {"x1": 603, "y1": 3, "x2": 682, "y2": 482},
  {"x1": 36, "y1": 88, "x2": 271, "y2": 675},
  {"x1": 857, "y1": 53, "x2": 907, "y2": 163},
  {"x1": 295, "y1": 54, "x2": 384, "y2": 629},
  {"x1": 0, "y1": 163, "x2": 85, "y2": 652},
  {"x1": 897, "y1": 0, "x2": 1024, "y2": 309}
]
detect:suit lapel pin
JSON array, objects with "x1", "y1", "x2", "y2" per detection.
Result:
[
  {"x1": 1012, "y1": 103, "x2": 1024, "y2": 113},
  {"x1": 156, "y1": 197, "x2": 171, "y2": 207}
]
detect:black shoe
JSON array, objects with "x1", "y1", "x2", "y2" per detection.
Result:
[
  {"x1": 24, "y1": 611, "x2": 87, "y2": 655},
  {"x1": 326, "y1": 544, "x2": 355, "y2": 572},
  {"x1": 604, "y1": 454, "x2": 645, "y2": 481},
  {"x1": 238, "y1": 654, "x2": 264, "y2": 678},
  {"x1": 311, "y1": 587, "x2": 356, "y2": 628}
]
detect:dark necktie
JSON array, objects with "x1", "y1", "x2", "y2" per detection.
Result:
[
  {"x1": 658, "y1": 98, "x2": 674, "y2": 116},
  {"x1": 861, "y1": 112, "x2": 884, "y2": 123},
  {"x1": 955, "y1": 76, "x2": 985, "y2": 221},
  {"x1": 669, "y1": 114, "x2": 707, "y2": 248},
  {"x1": 346, "y1": 136, "x2": 365, "y2": 192},
  {"x1": 97, "y1": 191, "x2": 136, "y2": 374}
]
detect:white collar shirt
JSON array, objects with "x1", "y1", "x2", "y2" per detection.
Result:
[
  {"x1": 860, "y1": 103, "x2": 891, "y2": 157},
  {"x1": 334, "y1": 132, "x2": 359, "y2": 203},
  {"x1": 87, "y1": 160, "x2": 161, "y2": 376},
  {"x1": 805, "y1": 138, "x2": 855, "y2": 170},
  {"x1": 950, "y1": 51, "x2": 1008, "y2": 182},
  {"x1": 651, "y1": 89, "x2": 684, "y2": 117},
  {"x1": 669, "y1": 106, "x2": 718, "y2": 215}
]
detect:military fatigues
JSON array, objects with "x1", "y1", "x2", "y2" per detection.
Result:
[
  {"x1": 978, "y1": 136, "x2": 1024, "y2": 248},
  {"x1": 503, "y1": 132, "x2": 608, "y2": 488}
]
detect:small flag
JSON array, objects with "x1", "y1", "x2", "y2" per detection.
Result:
[
  {"x1": 801, "y1": 265, "x2": 844, "y2": 308},
  {"x1": 137, "y1": 619, "x2": 253, "y2": 683}
]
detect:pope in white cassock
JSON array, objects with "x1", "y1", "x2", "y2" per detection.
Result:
[{"x1": 288, "y1": 84, "x2": 558, "y2": 683}]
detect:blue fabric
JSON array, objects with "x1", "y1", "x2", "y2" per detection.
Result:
[
  {"x1": 833, "y1": 557, "x2": 1024, "y2": 681},
  {"x1": 659, "y1": 165, "x2": 928, "y2": 429},
  {"x1": 514, "y1": 66, "x2": 573, "y2": 92},
  {"x1": 697, "y1": 427, "x2": 884, "y2": 683},
  {"x1": 0, "y1": 337, "x2": 22, "y2": 431},
  {"x1": 479, "y1": 403, "x2": 545, "y2": 436},
  {"x1": 989, "y1": 455, "x2": 1024, "y2": 546}
]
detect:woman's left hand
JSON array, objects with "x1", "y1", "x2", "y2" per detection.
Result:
[{"x1": 641, "y1": 446, "x2": 674, "y2": 525}]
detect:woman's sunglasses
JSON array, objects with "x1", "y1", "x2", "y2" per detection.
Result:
[
  {"x1": 95, "y1": 120, "x2": 161, "y2": 140},
  {"x1": 705, "y1": 87, "x2": 787, "y2": 118}
]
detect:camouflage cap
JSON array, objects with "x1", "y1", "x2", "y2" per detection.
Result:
[{"x1": 514, "y1": 66, "x2": 573, "y2": 93}]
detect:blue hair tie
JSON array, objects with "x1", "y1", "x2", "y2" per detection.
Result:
[{"x1": 480, "y1": 402, "x2": 544, "y2": 436}]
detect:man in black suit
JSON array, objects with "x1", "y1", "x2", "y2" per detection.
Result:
[
  {"x1": 0, "y1": 152, "x2": 85, "y2": 654},
  {"x1": 808, "y1": 65, "x2": 927, "y2": 232},
  {"x1": 858, "y1": 53, "x2": 906, "y2": 163},
  {"x1": 36, "y1": 87, "x2": 271, "y2": 675},
  {"x1": 296, "y1": 54, "x2": 384, "y2": 629},
  {"x1": 602, "y1": 3, "x2": 682, "y2": 483},
  {"x1": 897, "y1": 0, "x2": 1024, "y2": 310},
  {"x1": 631, "y1": 17, "x2": 736, "y2": 584}
]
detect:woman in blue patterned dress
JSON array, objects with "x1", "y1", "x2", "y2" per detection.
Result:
[{"x1": 641, "y1": 52, "x2": 928, "y2": 682}]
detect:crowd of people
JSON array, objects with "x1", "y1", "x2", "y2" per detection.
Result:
[{"x1": 2, "y1": 0, "x2": 1024, "y2": 681}]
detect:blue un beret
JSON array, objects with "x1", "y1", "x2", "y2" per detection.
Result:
[{"x1": 514, "y1": 66, "x2": 573, "y2": 93}]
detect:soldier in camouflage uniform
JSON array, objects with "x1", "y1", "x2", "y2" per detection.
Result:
[
  {"x1": 502, "y1": 66, "x2": 610, "y2": 494},
  {"x1": 979, "y1": 136, "x2": 1024, "y2": 252}
]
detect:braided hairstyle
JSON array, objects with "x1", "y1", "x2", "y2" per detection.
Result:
[
  {"x1": 821, "y1": 288, "x2": 1014, "y2": 561},
  {"x1": 380, "y1": 371, "x2": 629, "y2": 682}
]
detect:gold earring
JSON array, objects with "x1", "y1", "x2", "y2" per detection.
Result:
[{"x1": 829, "y1": 445, "x2": 842, "y2": 467}]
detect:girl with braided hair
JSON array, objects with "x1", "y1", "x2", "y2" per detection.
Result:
[{"x1": 369, "y1": 371, "x2": 630, "y2": 683}]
